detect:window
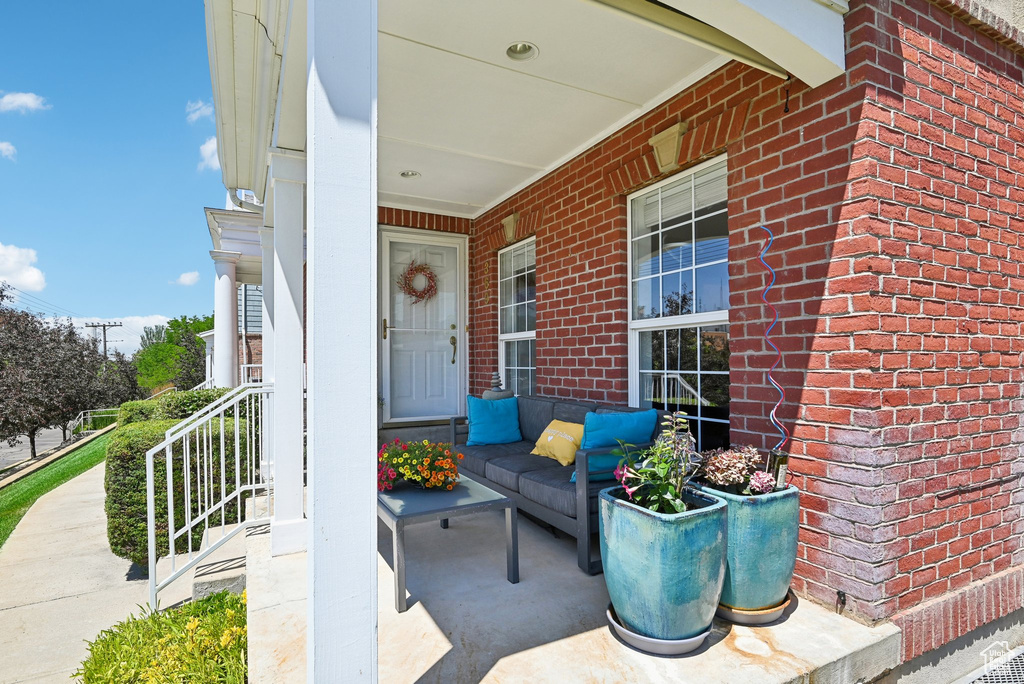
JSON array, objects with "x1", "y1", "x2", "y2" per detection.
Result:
[
  {"x1": 237, "y1": 284, "x2": 263, "y2": 334},
  {"x1": 498, "y1": 238, "x2": 536, "y2": 396},
  {"x1": 628, "y1": 157, "x2": 730, "y2": 451}
]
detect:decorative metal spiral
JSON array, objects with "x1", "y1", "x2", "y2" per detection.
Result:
[{"x1": 758, "y1": 226, "x2": 790, "y2": 452}]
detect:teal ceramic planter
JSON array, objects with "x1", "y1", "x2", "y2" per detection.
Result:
[
  {"x1": 599, "y1": 486, "x2": 727, "y2": 641},
  {"x1": 699, "y1": 484, "x2": 799, "y2": 611}
]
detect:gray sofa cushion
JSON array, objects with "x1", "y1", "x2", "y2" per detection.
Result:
[
  {"x1": 519, "y1": 466, "x2": 611, "y2": 519},
  {"x1": 517, "y1": 396, "x2": 556, "y2": 443},
  {"x1": 484, "y1": 454, "x2": 562, "y2": 492},
  {"x1": 458, "y1": 441, "x2": 533, "y2": 477},
  {"x1": 554, "y1": 401, "x2": 597, "y2": 425}
]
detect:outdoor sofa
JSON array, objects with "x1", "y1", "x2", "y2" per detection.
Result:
[{"x1": 449, "y1": 395, "x2": 664, "y2": 575}]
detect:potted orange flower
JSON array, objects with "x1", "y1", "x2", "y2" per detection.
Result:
[{"x1": 377, "y1": 438, "x2": 464, "y2": 491}]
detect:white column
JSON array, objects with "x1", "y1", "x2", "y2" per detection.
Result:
[
  {"x1": 308, "y1": 0, "x2": 378, "y2": 680},
  {"x1": 211, "y1": 250, "x2": 240, "y2": 388},
  {"x1": 269, "y1": 150, "x2": 306, "y2": 556},
  {"x1": 260, "y1": 227, "x2": 276, "y2": 473},
  {"x1": 259, "y1": 227, "x2": 276, "y2": 386}
]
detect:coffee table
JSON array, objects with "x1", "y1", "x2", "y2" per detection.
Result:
[{"x1": 377, "y1": 477, "x2": 519, "y2": 612}]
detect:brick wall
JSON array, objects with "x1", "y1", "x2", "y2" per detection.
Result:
[{"x1": 385, "y1": 0, "x2": 1024, "y2": 660}]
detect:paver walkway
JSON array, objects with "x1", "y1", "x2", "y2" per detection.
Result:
[{"x1": 0, "y1": 463, "x2": 150, "y2": 683}]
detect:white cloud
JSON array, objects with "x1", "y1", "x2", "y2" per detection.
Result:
[
  {"x1": 0, "y1": 141, "x2": 14, "y2": 161},
  {"x1": 185, "y1": 99, "x2": 214, "y2": 123},
  {"x1": 173, "y1": 271, "x2": 200, "y2": 286},
  {"x1": 0, "y1": 92, "x2": 50, "y2": 113},
  {"x1": 71, "y1": 314, "x2": 171, "y2": 356},
  {"x1": 0, "y1": 241, "x2": 45, "y2": 291},
  {"x1": 198, "y1": 136, "x2": 220, "y2": 171}
]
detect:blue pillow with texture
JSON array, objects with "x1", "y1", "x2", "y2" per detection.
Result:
[
  {"x1": 466, "y1": 395, "x2": 522, "y2": 446},
  {"x1": 570, "y1": 453, "x2": 624, "y2": 483},
  {"x1": 580, "y1": 409, "x2": 657, "y2": 450}
]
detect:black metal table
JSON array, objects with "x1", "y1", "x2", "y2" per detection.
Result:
[{"x1": 377, "y1": 478, "x2": 519, "y2": 612}]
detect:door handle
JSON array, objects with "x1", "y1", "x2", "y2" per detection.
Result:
[
  {"x1": 382, "y1": 318, "x2": 388, "y2": 340},
  {"x1": 450, "y1": 335, "x2": 457, "y2": 364}
]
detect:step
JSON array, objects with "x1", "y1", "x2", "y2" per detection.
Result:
[{"x1": 378, "y1": 424, "x2": 452, "y2": 447}]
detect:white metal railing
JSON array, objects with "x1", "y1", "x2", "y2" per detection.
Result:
[
  {"x1": 151, "y1": 385, "x2": 178, "y2": 399},
  {"x1": 190, "y1": 378, "x2": 215, "y2": 391},
  {"x1": 240, "y1": 363, "x2": 263, "y2": 384},
  {"x1": 146, "y1": 382, "x2": 274, "y2": 608},
  {"x1": 69, "y1": 407, "x2": 118, "y2": 436}
]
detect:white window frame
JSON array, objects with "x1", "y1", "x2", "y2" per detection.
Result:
[
  {"x1": 497, "y1": 236, "x2": 537, "y2": 395},
  {"x1": 626, "y1": 155, "x2": 730, "y2": 443}
]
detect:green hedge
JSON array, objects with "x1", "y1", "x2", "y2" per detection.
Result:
[
  {"x1": 117, "y1": 400, "x2": 159, "y2": 426},
  {"x1": 75, "y1": 590, "x2": 246, "y2": 683},
  {"x1": 116, "y1": 388, "x2": 231, "y2": 427},
  {"x1": 105, "y1": 418, "x2": 248, "y2": 568},
  {"x1": 156, "y1": 387, "x2": 231, "y2": 420}
]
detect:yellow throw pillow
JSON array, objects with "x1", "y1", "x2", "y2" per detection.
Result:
[{"x1": 531, "y1": 420, "x2": 585, "y2": 466}]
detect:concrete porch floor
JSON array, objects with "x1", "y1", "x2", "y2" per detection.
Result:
[{"x1": 249, "y1": 509, "x2": 901, "y2": 683}]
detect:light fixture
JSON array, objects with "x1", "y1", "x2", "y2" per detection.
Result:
[
  {"x1": 399, "y1": 170, "x2": 420, "y2": 179},
  {"x1": 506, "y1": 42, "x2": 539, "y2": 62}
]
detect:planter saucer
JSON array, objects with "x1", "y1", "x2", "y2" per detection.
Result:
[
  {"x1": 715, "y1": 590, "x2": 794, "y2": 625},
  {"x1": 606, "y1": 605, "x2": 711, "y2": 656}
]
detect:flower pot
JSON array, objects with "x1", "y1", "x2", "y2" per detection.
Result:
[
  {"x1": 698, "y1": 483, "x2": 799, "y2": 613},
  {"x1": 598, "y1": 486, "x2": 727, "y2": 642}
]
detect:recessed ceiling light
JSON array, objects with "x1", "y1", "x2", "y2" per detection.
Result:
[
  {"x1": 506, "y1": 42, "x2": 538, "y2": 61},
  {"x1": 399, "y1": 170, "x2": 420, "y2": 179}
]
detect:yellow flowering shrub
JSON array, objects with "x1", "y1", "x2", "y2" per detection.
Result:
[{"x1": 74, "y1": 590, "x2": 247, "y2": 683}]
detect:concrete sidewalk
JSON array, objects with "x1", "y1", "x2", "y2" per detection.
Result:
[{"x1": 0, "y1": 462, "x2": 183, "y2": 683}]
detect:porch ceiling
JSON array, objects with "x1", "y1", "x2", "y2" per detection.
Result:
[
  {"x1": 208, "y1": 0, "x2": 846, "y2": 220},
  {"x1": 376, "y1": 0, "x2": 729, "y2": 218}
]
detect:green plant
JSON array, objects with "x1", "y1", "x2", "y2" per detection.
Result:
[
  {"x1": 75, "y1": 590, "x2": 247, "y2": 683},
  {"x1": 117, "y1": 399, "x2": 160, "y2": 426},
  {"x1": 0, "y1": 433, "x2": 110, "y2": 549},
  {"x1": 614, "y1": 412, "x2": 701, "y2": 513},
  {"x1": 105, "y1": 418, "x2": 248, "y2": 567}
]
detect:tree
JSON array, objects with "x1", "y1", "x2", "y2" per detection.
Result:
[
  {"x1": 131, "y1": 314, "x2": 214, "y2": 393},
  {"x1": 48, "y1": 320, "x2": 105, "y2": 441},
  {"x1": 98, "y1": 351, "x2": 147, "y2": 407},
  {"x1": 174, "y1": 330, "x2": 208, "y2": 390},
  {"x1": 133, "y1": 342, "x2": 183, "y2": 391},
  {"x1": 139, "y1": 325, "x2": 167, "y2": 349}
]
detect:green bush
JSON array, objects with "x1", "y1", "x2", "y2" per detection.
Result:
[
  {"x1": 117, "y1": 399, "x2": 160, "y2": 426},
  {"x1": 75, "y1": 590, "x2": 246, "y2": 683},
  {"x1": 115, "y1": 388, "x2": 231, "y2": 428},
  {"x1": 105, "y1": 418, "x2": 249, "y2": 567},
  {"x1": 156, "y1": 387, "x2": 231, "y2": 421}
]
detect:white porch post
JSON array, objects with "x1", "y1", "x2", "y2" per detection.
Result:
[
  {"x1": 307, "y1": 0, "x2": 378, "y2": 680},
  {"x1": 259, "y1": 226, "x2": 276, "y2": 473},
  {"x1": 259, "y1": 227, "x2": 276, "y2": 387},
  {"x1": 269, "y1": 151, "x2": 307, "y2": 556},
  {"x1": 211, "y1": 250, "x2": 240, "y2": 389}
]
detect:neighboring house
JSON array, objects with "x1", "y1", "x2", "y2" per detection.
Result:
[{"x1": 190, "y1": 0, "x2": 1024, "y2": 678}]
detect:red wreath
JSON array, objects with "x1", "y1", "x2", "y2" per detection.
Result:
[{"x1": 397, "y1": 260, "x2": 438, "y2": 304}]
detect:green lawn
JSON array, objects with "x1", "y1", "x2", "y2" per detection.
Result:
[{"x1": 0, "y1": 432, "x2": 111, "y2": 549}]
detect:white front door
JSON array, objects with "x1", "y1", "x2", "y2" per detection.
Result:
[{"x1": 381, "y1": 228, "x2": 467, "y2": 422}]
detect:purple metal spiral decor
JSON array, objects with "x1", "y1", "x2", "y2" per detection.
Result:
[{"x1": 758, "y1": 226, "x2": 790, "y2": 452}]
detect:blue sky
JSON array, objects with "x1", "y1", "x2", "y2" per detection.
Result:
[{"x1": 0, "y1": 2, "x2": 227, "y2": 352}]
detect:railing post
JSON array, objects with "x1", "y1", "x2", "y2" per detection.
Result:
[{"x1": 146, "y1": 448, "x2": 158, "y2": 609}]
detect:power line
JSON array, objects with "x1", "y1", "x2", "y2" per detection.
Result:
[{"x1": 7, "y1": 285, "x2": 85, "y2": 319}]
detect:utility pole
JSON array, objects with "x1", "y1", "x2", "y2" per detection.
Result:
[{"x1": 84, "y1": 322, "x2": 123, "y2": 358}]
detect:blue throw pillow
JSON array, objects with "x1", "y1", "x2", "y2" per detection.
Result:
[
  {"x1": 570, "y1": 453, "x2": 624, "y2": 483},
  {"x1": 580, "y1": 409, "x2": 657, "y2": 450},
  {"x1": 466, "y1": 395, "x2": 522, "y2": 446}
]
